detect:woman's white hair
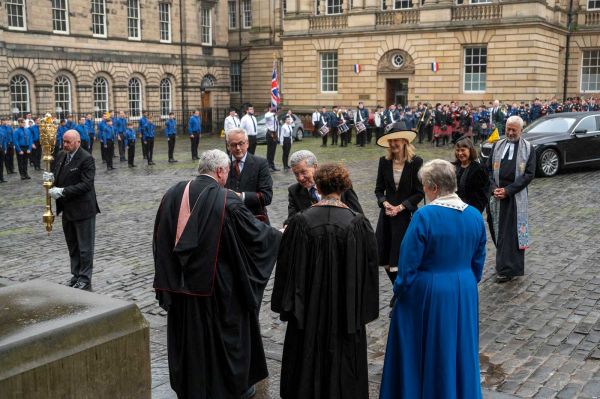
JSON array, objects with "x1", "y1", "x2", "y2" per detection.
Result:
[
  {"x1": 418, "y1": 159, "x2": 457, "y2": 196},
  {"x1": 197, "y1": 149, "x2": 230, "y2": 174},
  {"x1": 225, "y1": 127, "x2": 248, "y2": 142}
]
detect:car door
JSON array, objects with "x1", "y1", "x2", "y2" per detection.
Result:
[{"x1": 563, "y1": 115, "x2": 600, "y2": 165}]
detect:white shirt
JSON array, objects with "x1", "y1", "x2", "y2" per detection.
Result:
[
  {"x1": 501, "y1": 142, "x2": 515, "y2": 161},
  {"x1": 240, "y1": 114, "x2": 258, "y2": 136},
  {"x1": 224, "y1": 115, "x2": 240, "y2": 132},
  {"x1": 312, "y1": 111, "x2": 321, "y2": 124},
  {"x1": 375, "y1": 112, "x2": 382, "y2": 127},
  {"x1": 280, "y1": 124, "x2": 294, "y2": 144},
  {"x1": 264, "y1": 111, "x2": 278, "y2": 132},
  {"x1": 231, "y1": 152, "x2": 248, "y2": 173}
]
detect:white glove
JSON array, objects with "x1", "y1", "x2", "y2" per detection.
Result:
[
  {"x1": 49, "y1": 187, "x2": 65, "y2": 199},
  {"x1": 43, "y1": 172, "x2": 54, "y2": 183}
]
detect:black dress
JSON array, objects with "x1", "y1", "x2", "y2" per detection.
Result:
[
  {"x1": 374, "y1": 156, "x2": 424, "y2": 274},
  {"x1": 272, "y1": 204, "x2": 379, "y2": 399},
  {"x1": 455, "y1": 160, "x2": 490, "y2": 213}
]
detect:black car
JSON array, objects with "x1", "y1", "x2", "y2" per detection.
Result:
[{"x1": 480, "y1": 112, "x2": 600, "y2": 177}]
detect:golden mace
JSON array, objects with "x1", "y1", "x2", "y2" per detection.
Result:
[{"x1": 39, "y1": 114, "x2": 58, "y2": 234}]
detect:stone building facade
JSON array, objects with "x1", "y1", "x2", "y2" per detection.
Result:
[{"x1": 3, "y1": 0, "x2": 600, "y2": 117}]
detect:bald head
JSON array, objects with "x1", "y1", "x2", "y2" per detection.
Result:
[{"x1": 63, "y1": 129, "x2": 81, "y2": 153}]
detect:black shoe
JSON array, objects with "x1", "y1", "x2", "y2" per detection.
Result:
[
  {"x1": 66, "y1": 278, "x2": 77, "y2": 287},
  {"x1": 73, "y1": 281, "x2": 92, "y2": 291},
  {"x1": 270, "y1": 167, "x2": 280, "y2": 172},
  {"x1": 132, "y1": 164, "x2": 137, "y2": 167},
  {"x1": 495, "y1": 275, "x2": 513, "y2": 283},
  {"x1": 320, "y1": 144, "x2": 327, "y2": 147},
  {"x1": 148, "y1": 162, "x2": 156, "y2": 165},
  {"x1": 128, "y1": 165, "x2": 133, "y2": 168},
  {"x1": 8, "y1": 171, "x2": 15, "y2": 174},
  {"x1": 0, "y1": 179, "x2": 6, "y2": 183},
  {"x1": 241, "y1": 385, "x2": 256, "y2": 399},
  {"x1": 107, "y1": 166, "x2": 115, "y2": 170},
  {"x1": 25, "y1": 175, "x2": 31, "y2": 179},
  {"x1": 21, "y1": 176, "x2": 28, "y2": 180}
]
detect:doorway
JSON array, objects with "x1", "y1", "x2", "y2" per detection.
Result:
[
  {"x1": 200, "y1": 91, "x2": 212, "y2": 133},
  {"x1": 386, "y1": 79, "x2": 408, "y2": 108}
]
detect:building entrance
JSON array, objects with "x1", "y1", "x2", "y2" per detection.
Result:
[{"x1": 386, "y1": 79, "x2": 408, "y2": 108}]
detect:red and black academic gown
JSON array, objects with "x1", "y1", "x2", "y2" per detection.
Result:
[
  {"x1": 153, "y1": 175, "x2": 281, "y2": 399},
  {"x1": 272, "y1": 205, "x2": 379, "y2": 399}
]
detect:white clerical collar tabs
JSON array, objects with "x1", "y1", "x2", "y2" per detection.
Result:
[{"x1": 429, "y1": 194, "x2": 468, "y2": 212}]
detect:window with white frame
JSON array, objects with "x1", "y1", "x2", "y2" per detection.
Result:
[
  {"x1": 201, "y1": 8, "x2": 212, "y2": 45},
  {"x1": 128, "y1": 78, "x2": 142, "y2": 117},
  {"x1": 320, "y1": 52, "x2": 338, "y2": 92},
  {"x1": 6, "y1": 0, "x2": 26, "y2": 30},
  {"x1": 160, "y1": 79, "x2": 172, "y2": 117},
  {"x1": 228, "y1": 1, "x2": 237, "y2": 28},
  {"x1": 159, "y1": 3, "x2": 171, "y2": 43},
  {"x1": 127, "y1": 0, "x2": 141, "y2": 40},
  {"x1": 54, "y1": 76, "x2": 72, "y2": 114},
  {"x1": 283, "y1": 0, "x2": 287, "y2": 14},
  {"x1": 581, "y1": 50, "x2": 600, "y2": 92},
  {"x1": 326, "y1": 0, "x2": 342, "y2": 14},
  {"x1": 589, "y1": 0, "x2": 600, "y2": 10},
  {"x1": 10, "y1": 75, "x2": 30, "y2": 114},
  {"x1": 455, "y1": 0, "x2": 491, "y2": 4},
  {"x1": 394, "y1": 0, "x2": 412, "y2": 9},
  {"x1": 93, "y1": 77, "x2": 108, "y2": 116},
  {"x1": 91, "y1": 0, "x2": 106, "y2": 37},
  {"x1": 230, "y1": 63, "x2": 241, "y2": 93},
  {"x1": 242, "y1": 0, "x2": 252, "y2": 28},
  {"x1": 464, "y1": 47, "x2": 487, "y2": 92},
  {"x1": 52, "y1": 0, "x2": 69, "y2": 33}
]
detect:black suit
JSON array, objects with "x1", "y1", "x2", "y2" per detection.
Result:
[
  {"x1": 225, "y1": 152, "x2": 273, "y2": 224},
  {"x1": 53, "y1": 148, "x2": 100, "y2": 285},
  {"x1": 285, "y1": 183, "x2": 364, "y2": 226}
]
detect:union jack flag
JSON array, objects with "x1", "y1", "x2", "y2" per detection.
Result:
[{"x1": 271, "y1": 61, "x2": 280, "y2": 109}]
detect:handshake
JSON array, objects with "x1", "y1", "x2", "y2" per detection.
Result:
[{"x1": 43, "y1": 172, "x2": 65, "y2": 199}]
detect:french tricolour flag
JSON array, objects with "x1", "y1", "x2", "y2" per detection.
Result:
[
  {"x1": 354, "y1": 64, "x2": 361, "y2": 74},
  {"x1": 432, "y1": 61, "x2": 439, "y2": 73}
]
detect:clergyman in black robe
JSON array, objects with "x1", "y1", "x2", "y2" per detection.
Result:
[
  {"x1": 153, "y1": 149, "x2": 281, "y2": 399},
  {"x1": 272, "y1": 163, "x2": 379, "y2": 399}
]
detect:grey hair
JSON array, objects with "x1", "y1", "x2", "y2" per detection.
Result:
[
  {"x1": 506, "y1": 115, "x2": 524, "y2": 130},
  {"x1": 197, "y1": 149, "x2": 230, "y2": 174},
  {"x1": 418, "y1": 159, "x2": 457, "y2": 196},
  {"x1": 225, "y1": 127, "x2": 248, "y2": 142},
  {"x1": 289, "y1": 150, "x2": 318, "y2": 168}
]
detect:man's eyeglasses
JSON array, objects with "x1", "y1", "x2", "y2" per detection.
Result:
[{"x1": 228, "y1": 141, "x2": 247, "y2": 148}]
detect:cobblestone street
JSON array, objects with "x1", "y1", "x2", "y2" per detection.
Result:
[{"x1": 1, "y1": 134, "x2": 599, "y2": 398}]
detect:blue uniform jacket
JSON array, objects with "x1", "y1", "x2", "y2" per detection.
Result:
[
  {"x1": 76, "y1": 124, "x2": 89, "y2": 143},
  {"x1": 166, "y1": 118, "x2": 176, "y2": 136},
  {"x1": 85, "y1": 119, "x2": 96, "y2": 138},
  {"x1": 66, "y1": 120, "x2": 76, "y2": 130},
  {"x1": 138, "y1": 116, "x2": 148, "y2": 135},
  {"x1": 13, "y1": 127, "x2": 32, "y2": 152},
  {"x1": 115, "y1": 117, "x2": 127, "y2": 134},
  {"x1": 188, "y1": 115, "x2": 201, "y2": 134},
  {"x1": 57, "y1": 125, "x2": 68, "y2": 147},
  {"x1": 97, "y1": 120, "x2": 107, "y2": 142},
  {"x1": 103, "y1": 125, "x2": 116, "y2": 141},
  {"x1": 29, "y1": 125, "x2": 40, "y2": 142},
  {"x1": 0, "y1": 128, "x2": 6, "y2": 151},
  {"x1": 3, "y1": 126, "x2": 14, "y2": 145},
  {"x1": 124, "y1": 128, "x2": 136, "y2": 146},
  {"x1": 143, "y1": 123, "x2": 156, "y2": 140}
]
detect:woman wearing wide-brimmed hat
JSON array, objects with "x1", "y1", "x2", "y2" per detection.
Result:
[{"x1": 375, "y1": 121, "x2": 424, "y2": 288}]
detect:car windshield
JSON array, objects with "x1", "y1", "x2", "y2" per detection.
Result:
[{"x1": 526, "y1": 118, "x2": 576, "y2": 134}]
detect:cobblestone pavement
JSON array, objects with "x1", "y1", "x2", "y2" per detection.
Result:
[{"x1": 1, "y1": 134, "x2": 599, "y2": 398}]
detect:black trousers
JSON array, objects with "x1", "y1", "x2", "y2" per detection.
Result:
[
  {"x1": 330, "y1": 128, "x2": 338, "y2": 145},
  {"x1": 375, "y1": 127, "x2": 384, "y2": 142},
  {"x1": 322, "y1": 132, "x2": 328, "y2": 146},
  {"x1": 89, "y1": 136, "x2": 95, "y2": 154},
  {"x1": 32, "y1": 140, "x2": 41, "y2": 169},
  {"x1": 105, "y1": 140, "x2": 114, "y2": 168},
  {"x1": 141, "y1": 139, "x2": 147, "y2": 159},
  {"x1": 63, "y1": 215, "x2": 96, "y2": 284},
  {"x1": 356, "y1": 129, "x2": 366, "y2": 146},
  {"x1": 128, "y1": 143, "x2": 135, "y2": 166},
  {"x1": 16, "y1": 150, "x2": 29, "y2": 177},
  {"x1": 266, "y1": 131, "x2": 278, "y2": 168},
  {"x1": 340, "y1": 129, "x2": 348, "y2": 147},
  {"x1": 81, "y1": 141, "x2": 90, "y2": 153},
  {"x1": 0, "y1": 148, "x2": 5, "y2": 180},
  {"x1": 168, "y1": 136, "x2": 176, "y2": 160},
  {"x1": 190, "y1": 133, "x2": 200, "y2": 159},
  {"x1": 248, "y1": 135, "x2": 257, "y2": 155},
  {"x1": 5, "y1": 144, "x2": 14, "y2": 173},
  {"x1": 146, "y1": 138, "x2": 155, "y2": 163},
  {"x1": 282, "y1": 137, "x2": 291, "y2": 168},
  {"x1": 366, "y1": 127, "x2": 373, "y2": 144},
  {"x1": 100, "y1": 141, "x2": 106, "y2": 162},
  {"x1": 118, "y1": 134, "x2": 126, "y2": 161}
]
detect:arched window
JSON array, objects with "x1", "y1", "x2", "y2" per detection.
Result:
[
  {"x1": 93, "y1": 77, "x2": 109, "y2": 117},
  {"x1": 10, "y1": 74, "x2": 30, "y2": 115},
  {"x1": 201, "y1": 75, "x2": 216, "y2": 90},
  {"x1": 54, "y1": 76, "x2": 72, "y2": 114},
  {"x1": 160, "y1": 78, "x2": 172, "y2": 117},
  {"x1": 128, "y1": 78, "x2": 142, "y2": 117}
]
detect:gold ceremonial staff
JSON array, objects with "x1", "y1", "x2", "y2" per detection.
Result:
[{"x1": 39, "y1": 114, "x2": 58, "y2": 234}]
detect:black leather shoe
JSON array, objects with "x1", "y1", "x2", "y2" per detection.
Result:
[
  {"x1": 73, "y1": 281, "x2": 92, "y2": 291},
  {"x1": 66, "y1": 278, "x2": 77, "y2": 287},
  {"x1": 0, "y1": 179, "x2": 7, "y2": 183},
  {"x1": 241, "y1": 385, "x2": 256, "y2": 399},
  {"x1": 495, "y1": 275, "x2": 513, "y2": 283},
  {"x1": 270, "y1": 167, "x2": 280, "y2": 172}
]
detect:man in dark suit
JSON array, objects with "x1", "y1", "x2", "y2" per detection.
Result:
[
  {"x1": 47, "y1": 130, "x2": 100, "y2": 291},
  {"x1": 285, "y1": 150, "x2": 363, "y2": 226},
  {"x1": 225, "y1": 128, "x2": 273, "y2": 225}
]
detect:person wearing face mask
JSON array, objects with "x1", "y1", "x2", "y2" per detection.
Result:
[
  {"x1": 486, "y1": 115, "x2": 535, "y2": 283},
  {"x1": 453, "y1": 137, "x2": 489, "y2": 213}
]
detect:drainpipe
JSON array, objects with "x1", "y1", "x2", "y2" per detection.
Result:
[
  {"x1": 179, "y1": 0, "x2": 187, "y2": 116},
  {"x1": 563, "y1": 0, "x2": 574, "y2": 102}
]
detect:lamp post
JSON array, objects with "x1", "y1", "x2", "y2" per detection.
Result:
[
  {"x1": 11, "y1": 107, "x2": 19, "y2": 126},
  {"x1": 56, "y1": 106, "x2": 63, "y2": 121}
]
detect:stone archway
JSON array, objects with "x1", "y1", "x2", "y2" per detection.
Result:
[{"x1": 378, "y1": 50, "x2": 415, "y2": 107}]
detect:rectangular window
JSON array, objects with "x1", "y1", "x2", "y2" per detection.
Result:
[
  {"x1": 326, "y1": 0, "x2": 343, "y2": 14},
  {"x1": 589, "y1": 0, "x2": 600, "y2": 10},
  {"x1": 201, "y1": 8, "x2": 212, "y2": 45},
  {"x1": 581, "y1": 50, "x2": 600, "y2": 92},
  {"x1": 52, "y1": 0, "x2": 69, "y2": 33},
  {"x1": 228, "y1": 1, "x2": 237, "y2": 29},
  {"x1": 320, "y1": 52, "x2": 338, "y2": 92},
  {"x1": 456, "y1": 0, "x2": 491, "y2": 3},
  {"x1": 127, "y1": 0, "x2": 141, "y2": 40},
  {"x1": 242, "y1": 0, "x2": 252, "y2": 28},
  {"x1": 393, "y1": 0, "x2": 412, "y2": 8},
  {"x1": 91, "y1": 0, "x2": 106, "y2": 37},
  {"x1": 230, "y1": 63, "x2": 241, "y2": 93},
  {"x1": 282, "y1": 0, "x2": 287, "y2": 14},
  {"x1": 463, "y1": 47, "x2": 487, "y2": 92},
  {"x1": 159, "y1": 3, "x2": 171, "y2": 43},
  {"x1": 6, "y1": 0, "x2": 26, "y2": 30}
]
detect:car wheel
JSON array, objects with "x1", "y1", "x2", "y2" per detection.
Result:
[
  {"x1": 538, "y1": 148, "x2": 560, "y2": 177},
  {"x1": 295, "y1": 129, "x2": 303, "y2": 141}
]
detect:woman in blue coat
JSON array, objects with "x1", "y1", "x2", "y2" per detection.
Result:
[{"x1": 380, "y1": 159, "x2": 486, "y2": 399}]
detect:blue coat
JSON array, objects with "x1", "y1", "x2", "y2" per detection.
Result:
[
  {"x1": 188, "y1": 115, "x2": 201, "y2": 134},
  {"x1": 0, "y1": 127, "x2": 7, "y2": 151},
  {"x1": 124, "y1": 128, "x2": 136, "y2": 146},
  {"x1": 13, "y1": 127, "x2": 32, "y2": 152},
  {"x1": 76, "y1": 124, "x2": 89, "y2": 143},
  {"x1": 57, "y1": 125, "x2": 68, "y2": 147},
  {"x1": 29, "y1": 125, "x2": 40, "y2": 142},
  {"x1": 380, "y1": 203, "x2": 486, "y2": 399},
  {"x1": 143, "y1": 123, "x2": 155, "y2": 140},
  {"x1": 115, "y1": 117, "x2": 127, "y2": 134},
  {"x1": 3, "y1": 126, "x2": 14, "y2": 145},
  {"x1": 103, "y1": 125, "x2": 116, "y2": 141},
  {"x1": 165, "y1": 118, "x2": 176, "y2": 136},
  {"x1": 85, "y1": 119, "x2": 96, "y2": 138}
]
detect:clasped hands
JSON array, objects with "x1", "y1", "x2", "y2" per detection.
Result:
[
  {"x1": 383, "y1": 201, "x2": 404, "y2": 217},
  {"x1": 43, "y1": 172, "x2": 65, "y2": 199},
  {"x1": 493, "y1": 187, "x2": 508, "y2": 200}
]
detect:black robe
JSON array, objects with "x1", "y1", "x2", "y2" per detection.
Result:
[
  {"x1": 153, "y1": 175, "x2": 281, "y2": 399},
  {"x1": 272, "y1": 205, "x2": 379, "y2": 399},
  {"x1": 455, "y1": 160, "x2": 490, "y2": 213}
]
